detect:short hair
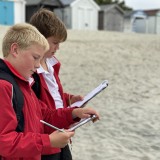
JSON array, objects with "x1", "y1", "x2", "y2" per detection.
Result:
[
  {"x1": 2, "y1": 23, "x2": 49, "y2": 57},
  {"x1": 29, "y1": 8, "x2": 67, "y2": 42}
]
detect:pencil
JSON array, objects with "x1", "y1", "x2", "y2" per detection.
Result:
[{"x1": 40, "y1": 120, "x2": 65, "y2": 133}]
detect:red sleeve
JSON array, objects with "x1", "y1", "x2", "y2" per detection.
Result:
[
  {"x1": 0, "y1": 80, "x2": 51, "y2": 158},
  {"x1": 63, "y1": 92, "x2": 74, "y2": 107},
  {"x1": 40, "y1": 99, "x2": 77, "y2": 133}
]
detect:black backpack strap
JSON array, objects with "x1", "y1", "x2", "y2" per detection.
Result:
[
  {"x1": 0, "y1": 60, "x2": 24, "y2": 132},
  {"x1": 32, "y1": 72, "x2": 41, "y2": 99},
  {"x1": 0, "y1": 72, "x2": 24, "y2": 132}
]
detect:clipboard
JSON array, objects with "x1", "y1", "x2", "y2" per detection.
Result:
[
  {"x1": 70, "y1": 80, "x2": 108, "y2": 108},
  {"x1": 68, "y1": 115, "x2": 97, "y2": 131},
  {"x1": 40, "y1": 115, "x2": 97, "y2": 132}
]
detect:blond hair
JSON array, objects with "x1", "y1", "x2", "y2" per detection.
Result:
[{"x1": 2, "y1": 23, "x2": 49, "y2": 57}]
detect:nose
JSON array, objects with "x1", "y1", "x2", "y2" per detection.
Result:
[{"x1": 35, "y1": 61, "x2": 40, "y2": 69}]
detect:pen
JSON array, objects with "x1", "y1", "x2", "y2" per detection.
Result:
[{"x1": 40, "y1": 120, "x2": 65, "y2": 133}]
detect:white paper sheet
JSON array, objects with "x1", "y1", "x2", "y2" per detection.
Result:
[{"x1": 70, "y1": 80, "x2": 108, "y2": 108}]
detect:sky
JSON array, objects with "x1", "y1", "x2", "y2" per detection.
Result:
[{"x1": 124, "y1": 0, "x2": 160, "y2": 10}]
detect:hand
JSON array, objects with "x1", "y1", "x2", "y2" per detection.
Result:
[
  {"x1": 72, "y1": 107, "x2": 100, "y2": 121},
  {"x1": 49, "y1": 130, "x2": 74, "y2": 148},
  {"x1": 70, "y1": 95, "x2": 83, "y2": 104}
]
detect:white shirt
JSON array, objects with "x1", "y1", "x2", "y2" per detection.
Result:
[{"x1": 37, "y1": 58, "x2": 64, "y2": 109}]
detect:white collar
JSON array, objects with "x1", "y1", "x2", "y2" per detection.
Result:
[
  {"x1": 28, "y1": 77, "x2": 34, "y2": 85},
  {"x1": 37, "y1": 57, "x2": 58, "y2": 74}
]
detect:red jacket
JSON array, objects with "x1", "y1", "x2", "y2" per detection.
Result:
[
  {"x1": 35, "y1": 57, "x2": 74, "y2": 154},
  {"x1": 0, "y1": 59, "x2": 75, "y2": 160},
  {"x1": 38, "y1": 57, "x2": 72, "y2": 111}
]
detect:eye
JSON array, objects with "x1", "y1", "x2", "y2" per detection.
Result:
[
  {"x1": 33, "y1": 56, "x2": 39, "y2": 60},
  {"x1": 53, "y1": 42, "x2": 59, "y2": 45}
]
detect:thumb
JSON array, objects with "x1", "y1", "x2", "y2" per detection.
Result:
[{"x1": 66, "y1": 131, "x2": 75, "y2": 138}]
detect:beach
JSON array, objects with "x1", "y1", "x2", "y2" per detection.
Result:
[{"x1": 1, "y1": 26, "x2": 160, "y2": 160}]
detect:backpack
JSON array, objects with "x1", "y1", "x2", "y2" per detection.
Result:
[
  {"x1": 0, "y1": 59, "x2": 24, "y2": 132},
  {"x1": 0, "y1": 61, "x2": 24, "y2": 160},
  {"x1": 0, "y1": 60, "x2": 41, "y2": 132}
]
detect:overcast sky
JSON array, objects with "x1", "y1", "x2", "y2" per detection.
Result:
[{"x1": 124, "y1": 0, "x2": 160, "y2": 10}]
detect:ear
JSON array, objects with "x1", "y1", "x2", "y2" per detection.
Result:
[{"x1": 10, "y1": 43, "x2": 19, "y2": 57}]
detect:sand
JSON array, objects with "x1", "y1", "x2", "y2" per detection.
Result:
[{"x1": 1, "y1": 26, "x2": 160, "y2": 160}]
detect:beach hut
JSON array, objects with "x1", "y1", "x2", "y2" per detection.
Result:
[
  {"x1": 156, "y1": 11, "x2": 160, "y2": 34},
  {"x1": 98, "y1": 4, "x2": 124, "y2": 32},
  {"x1": 0, "y1": 0, "x2": 26, "y2": 25},
  {"x1": 124, "y1": 9, "x2": 160, "y2": 34},
  {"x1": 144, "y1": 9, "x2": 160, "y2": 34},
  {"x1": 131, "y1": 10, "x2": 147, "y2": 33},
  {"x1": 123, "y1": 10, "x2": 134, "y2": 33},
  {"x1": 54, "y1": 0, "x2": 100, "y2": 30},
  {"x1": 25, "y1": 0, "x2": 62, "y2": 22}
]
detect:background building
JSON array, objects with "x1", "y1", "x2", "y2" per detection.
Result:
[
  {"x1": 144, "y1": 9, "x2": 160, "y2": 34},
  {"x1": 0, "y1": 0, "x2": 25, "y2": 25},
  {"x1": 98, "y1": 4, "x2": 124, "y2": 32},
  {"x1": 26, "y1": 0, "x2": 100, "y2": 30},
  {"x1": 54, "y1": 0, "x2": 100, "y2": 30},
  {"x1": 25, "y1": 0, "x2": 61, "y2": 22}
]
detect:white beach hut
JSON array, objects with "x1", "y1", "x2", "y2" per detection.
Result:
[
  {"x1": 54, "y1": 0, "x2": 100, "y2": 30},
  {"x1": 131, "y1": 10, "x2": 147, "y2": 33},
  {"x1": 156, "y1": 11, "x2": 160, "y2": 34},
  {"x1": 124, "y1": 9, "x2": 160, "y2": 34},
  {"x1": 144, "y1": 9, "x2": 160, "y2": 34}
]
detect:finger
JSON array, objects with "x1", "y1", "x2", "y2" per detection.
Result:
[
  {"x1": 77, "y1": 95, "x2": 83, "y2": 101},
  {"x1": 83, "y1": 108, "x2": 98, "y2": 115},
  {"x1": 86, "y1": 109, "x2": 100, "y2": 119},
  {"x1": 67, "y1": 131, "x2": 75, "y2": 138},
  {"x1": 92, "y1": 117, "x2": 99, "y2": 123},
  {"x1": 93, "y1": 113, "x2": 100, "y2": 120},
  {"x1": 74, "y1": 96, "x2": 83, "y2": 103},
  {"x1": 81, "y1": 113, "x2": 91, "y2": 119}
]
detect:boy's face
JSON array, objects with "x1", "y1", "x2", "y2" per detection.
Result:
[
  {"x1": 12, "y1": 44, "x2": 45, "y2": 79},
  {"x1": 45, "y1": 36, "x2": 61, "y2": 58}
]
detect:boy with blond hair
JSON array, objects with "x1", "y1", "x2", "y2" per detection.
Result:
[{"x1": 0, "y1": 23, "x2": 99, "y2": 160}]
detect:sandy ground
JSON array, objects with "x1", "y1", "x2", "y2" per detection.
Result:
[{"x1": 1, "y1": 26, "x2": 160, "y2": 160}]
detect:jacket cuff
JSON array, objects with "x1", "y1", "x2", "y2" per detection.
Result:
[
  {"x1": 41, "y1": 134, "x2": 52, "y2": 153},
  {"x1": 67, "y1": 107, "x2": 81, "y2": 122}
]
